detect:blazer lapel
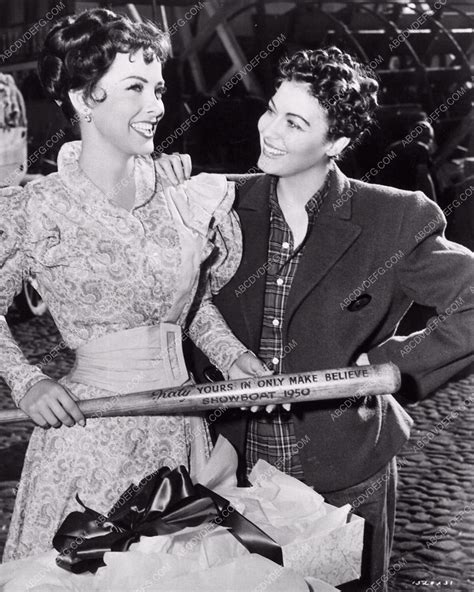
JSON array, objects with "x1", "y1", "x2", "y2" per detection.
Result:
[
  {"x1": 286, "y1": 166, "x2": 362, "y2": 326},
  {"x1": 233, "y1": 175, "x2": 272, "y2": 352}
]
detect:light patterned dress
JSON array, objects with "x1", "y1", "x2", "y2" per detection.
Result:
[{"x1": 0, "y1": 141, "x2": 246, "y2": 561}]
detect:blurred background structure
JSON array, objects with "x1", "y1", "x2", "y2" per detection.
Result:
[{"x1": 0, "y1": 1, "x2": 472, "y2": 183}]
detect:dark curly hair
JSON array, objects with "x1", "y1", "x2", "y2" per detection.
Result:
[
  {"x1": 38, "y1": 8, "x2": 170, "y2": 120},
  {"x1": 277, "y1": 47, "x2": 378, "y2": 149}
]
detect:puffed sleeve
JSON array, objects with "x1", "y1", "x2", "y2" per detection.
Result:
[
  {"x1": 0, "y1": 187, "x2": 48, "y2": 405},
  {"x1": 184, "y1": 176, "x2": 248, "y2": 374},
  {"x1": 161, "y1": 173, "x2": 235, "y2": 238}
]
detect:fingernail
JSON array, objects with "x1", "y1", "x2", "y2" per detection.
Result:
[{"x1": 79, "y1": 419, "x2": 86, "y2": 427}]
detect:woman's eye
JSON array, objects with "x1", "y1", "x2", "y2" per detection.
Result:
[
  {"x1": 265, "y1": 105, "x2": 275, "y2": 114},
  {"x1": 155, "y1": 86, "x2": 167, "y2": 98},
  {"x1": 127, "y1": 83, "x2": 143, "y2": 92},
  {"x1": 287, "y1": 119, "x2": 302, "y2": 130}
]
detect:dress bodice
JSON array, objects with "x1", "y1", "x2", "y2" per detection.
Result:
[
  {"x1": 0, "y1": 141, "x2": 246, "y2": 403},
  {"x1": 4, "y1": 141, "x2": 239, "y2": 348}
]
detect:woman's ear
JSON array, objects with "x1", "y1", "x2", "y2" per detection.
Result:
[
  {"x1": 326, "y1": 136, "x2": 350, "y2": 158},
  {"x1": 68, "y1": 89, "x2": 92, "y2": 123}
]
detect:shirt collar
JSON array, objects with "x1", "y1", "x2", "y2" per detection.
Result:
[{"x1": 269, "y1": 166, "x2": 333, "y2": 224}]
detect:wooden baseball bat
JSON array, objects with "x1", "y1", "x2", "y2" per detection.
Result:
[{"x1": 0, "y1": 363, "x2": 400, "y2": 424}]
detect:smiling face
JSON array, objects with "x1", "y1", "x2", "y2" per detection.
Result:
[
  {"x1": 83, "y1": 48, "x2": 166, "y2": 157},
  {"x1": 257, "y1": 80, "x2": 339, "y2": 179}
]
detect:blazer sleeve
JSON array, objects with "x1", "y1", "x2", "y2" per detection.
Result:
[
  {"x1": 0, "y1": 187, "x2": 48, "y2": 405},
  {"x1": 368, "y1": 191, "x2": 474, "y2": 399}
]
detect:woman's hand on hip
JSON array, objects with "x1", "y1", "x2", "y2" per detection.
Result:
[
  {"x1": 19, "y1": 379, "x2": 86, "y2": 429},
  {"x1": 155, "y1": 153, "x2": 192, "y2": 185}
]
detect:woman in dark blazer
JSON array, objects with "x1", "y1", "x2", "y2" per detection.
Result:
[{"x1": 188, "y1": 47, "x2": 474, "y2": 591}]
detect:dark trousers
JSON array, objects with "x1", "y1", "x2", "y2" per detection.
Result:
[{"x1": 323, "y1": 458, "x2": 397, "y2": 592}]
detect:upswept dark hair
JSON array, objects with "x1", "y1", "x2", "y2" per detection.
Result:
[
  {"x1": 277, "y1": 47, "x2": 378, "y2": 146},
  {"x1": 38, "y1": 8, "x2": 170, "y2": 120}
]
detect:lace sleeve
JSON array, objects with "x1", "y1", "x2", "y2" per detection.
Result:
[
  {"x1": 186, "y1": 179, "x2": 247, "y2": 374},
  {"x1": 0, "y1": 186, "x2": 47, "y2": 405}
]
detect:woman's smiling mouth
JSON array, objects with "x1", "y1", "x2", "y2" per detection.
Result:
[
  {"x1": 262, "y1": 139, "x2": 287, "y2": 158},
  {"x1": 130, "y1": 121, "x2": 156, "y2": 138}
]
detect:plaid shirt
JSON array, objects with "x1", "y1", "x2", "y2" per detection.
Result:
[{"x1": 246, "y1": 171, "x2": 331, "y2": 480}]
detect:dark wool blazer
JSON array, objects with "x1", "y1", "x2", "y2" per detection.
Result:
[{"x1": 189, "y1": 164, "x2": 474, "y2": 492}]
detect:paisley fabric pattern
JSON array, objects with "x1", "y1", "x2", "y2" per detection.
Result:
[{"x1": 0, "y1": 141, "x2": 246, "y2": 561}]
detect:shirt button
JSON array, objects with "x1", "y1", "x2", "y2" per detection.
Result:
[
  {"x1": 276, "y1": 278, "x2": 284, "y2": 286},
  {"x1": 272, "y1": 319, "x2": 280, "y2": 326},
  {"x1": 272, "y1": 357, "x2": 279, "y2": 365},
  {"x1": 282, "y1": 241, "x2": 290, "y2": 249}
]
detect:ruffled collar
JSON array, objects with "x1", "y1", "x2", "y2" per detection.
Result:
[{"x1": 57, "y1": 141, "x2": 157, "y2": 212}]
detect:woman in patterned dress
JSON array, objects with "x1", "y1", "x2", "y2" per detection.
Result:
[{"x1": 0, "y1": 8, "x2": 264, "y2": 561}]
